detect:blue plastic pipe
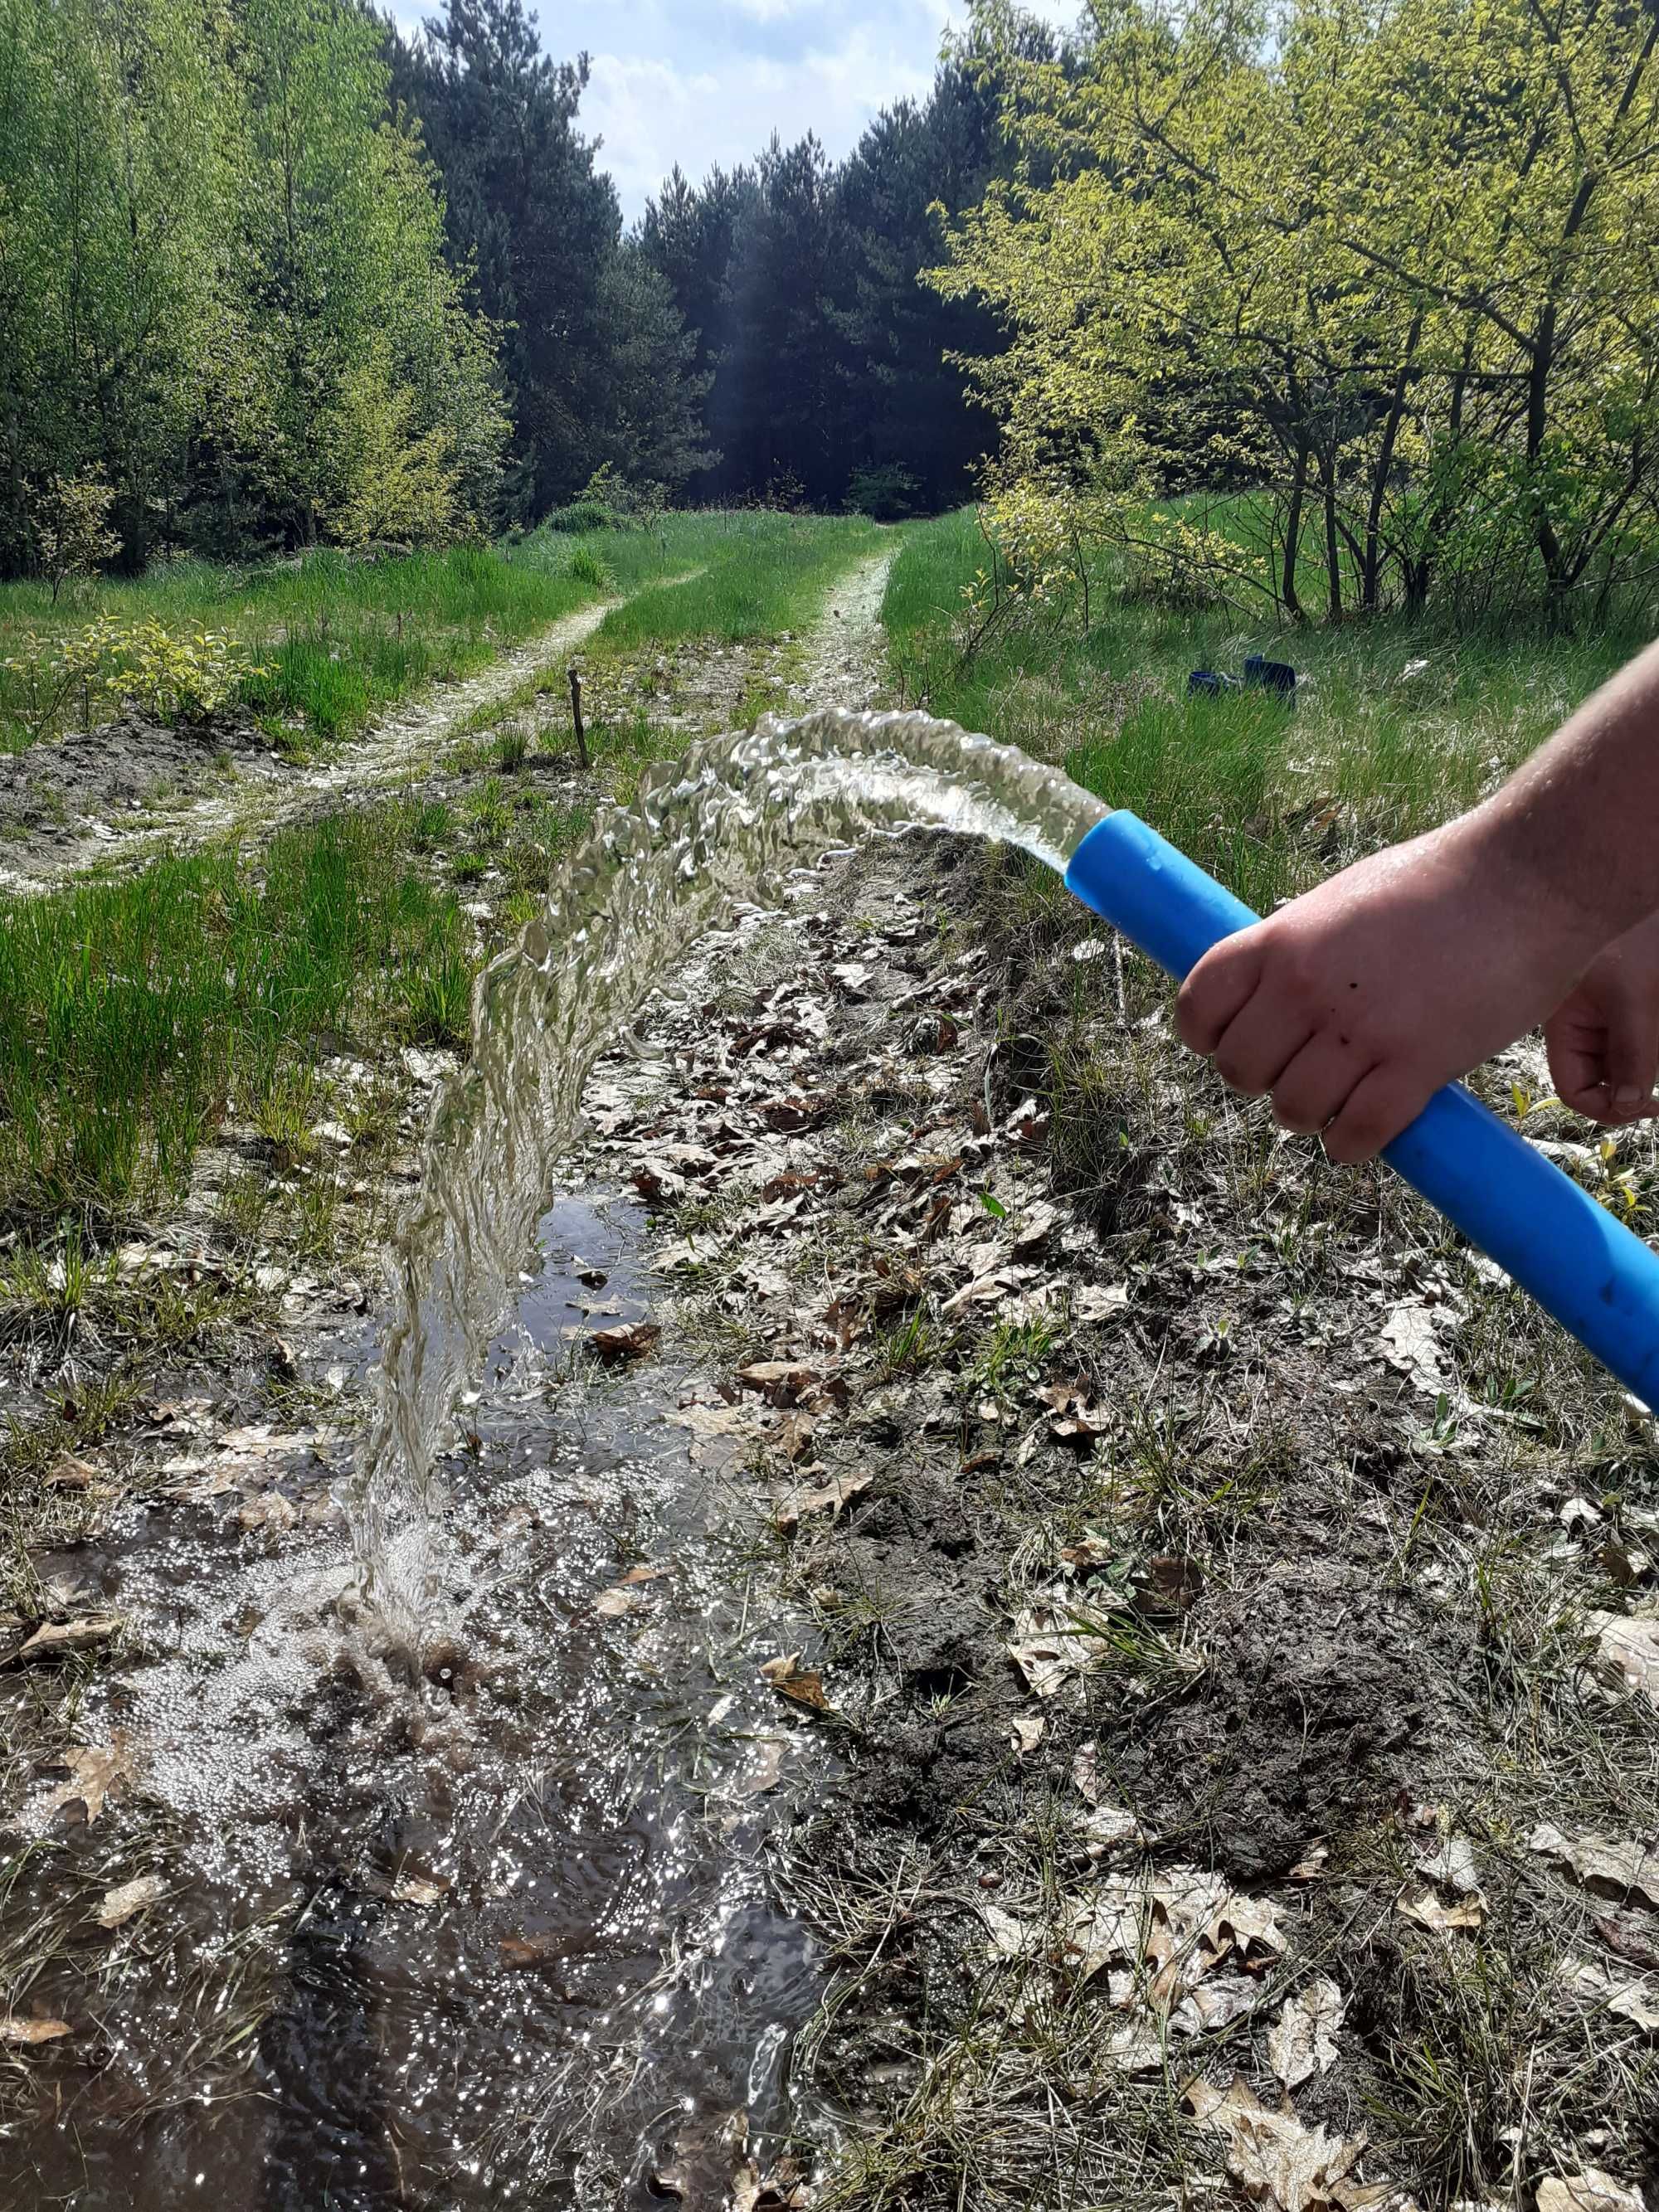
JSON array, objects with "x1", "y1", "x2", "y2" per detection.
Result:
[{"x1": 1065, "y1": 810, "x2": 1659, "y2": 1406}]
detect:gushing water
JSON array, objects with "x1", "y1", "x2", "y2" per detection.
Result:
[{"x1": 354, "y1": 707, "x2": 1108, "y2": 1635}]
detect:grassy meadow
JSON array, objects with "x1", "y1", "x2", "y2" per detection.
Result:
[
  {"x1": 887, "y1": 504, "x2": 1647, "y2": 918},
  {"x1": 0, "y1": 510, "x2": 887, "y2": 1228},
  {"x1": 0, "y1": 510, "x2": 849, "y2": 756}
]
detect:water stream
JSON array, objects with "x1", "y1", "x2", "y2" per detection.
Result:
[
  {"x1": 7, "y1": 709, "x2": 1114, "y2": 2208},
  {"x1": 357, "y1": 706, "x2": 1107, "y2": 1643}
]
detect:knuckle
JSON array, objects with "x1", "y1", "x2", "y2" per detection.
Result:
[{"x1": 1272, "y1": 943, "x2": 1323, "y2": 1015}]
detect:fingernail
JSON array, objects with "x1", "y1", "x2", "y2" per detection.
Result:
[{"x1": 1615, "y1": 1086, "x2": 1643, "y2": 1105}]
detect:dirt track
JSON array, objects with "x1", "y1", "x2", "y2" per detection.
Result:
[
  {"x1": 4, "y1": 547, "x2": 1657, "y2": 2209},
  {"x1": 0, "y1": 595, "x2": 622, "y2": 894}
]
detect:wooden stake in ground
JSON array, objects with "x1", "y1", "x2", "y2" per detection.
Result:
[{"x1": 568, "y1": 665, "x2": 588, "y2": 771}]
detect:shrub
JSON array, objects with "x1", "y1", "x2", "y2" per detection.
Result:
[
  {"x1": 846, "y1": 464, "x2": 922, "y2": 523},
  {"x1": 32, "y1": 471, "x2": 120, "y2": 601},
  {"x1": 547, "y1": 502, "x2": 613, "y2": 536},
  {"x1": 2, "y1": 615, "x2": 265, "y2": 738}
]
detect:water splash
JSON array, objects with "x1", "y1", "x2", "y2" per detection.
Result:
[{"x1": 353, "y1": 707, "x2": 1109, "y2": 1633}]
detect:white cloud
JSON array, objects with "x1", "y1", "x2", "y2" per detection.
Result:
[
  {"x1": 400, "y1": 1, "x2": 1087, "y2": 221},
  {"x1": 587, "y1": 25, "x2": 940, "y2": 217}
]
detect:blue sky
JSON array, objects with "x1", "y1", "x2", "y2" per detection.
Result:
[{"x1": 393, "y1": 2, "x2": 1082, "y2": 222}]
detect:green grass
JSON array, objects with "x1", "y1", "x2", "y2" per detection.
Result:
[
  {"x1": 0, "y1": 812, "x2": 456, "y2": 1219},
  {"x1": 450, "y1": 509, "x2": 887, "y2": 790},
  {"x1": 578, "y1": 509, "x2": 885, "y2": 654},
  {"x1": 0, "y1": 516, "x2": 772, "y2": 756},
  {"x1": 0, "y1": 777, "x2": 611, "y2": 1223},
  {"x1": 886, "y1": 506, "x2": 1646, "y2": 917},
  {"x1": 0, "y1": 510, "x2": 889, "y2": 1222}
]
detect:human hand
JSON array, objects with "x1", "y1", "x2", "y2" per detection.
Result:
[
  {"x1": 1544, "y1": 910, "x2": 1659, "y2": 1125},
  {"x1": 1175, "y1": 819, "x2": 1601, "y2": 1163}
]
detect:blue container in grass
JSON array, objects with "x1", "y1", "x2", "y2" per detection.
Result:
[{"x1": 1063, "y1": 809, "x2": 1659, "y2": 1407}]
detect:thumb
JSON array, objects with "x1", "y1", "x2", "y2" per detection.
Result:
[{"x1": 1602, "y1": 984, "x2": 1659, "y2": 1122}]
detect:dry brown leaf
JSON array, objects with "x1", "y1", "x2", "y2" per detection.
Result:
[
  {"x1": 1535, "y1": 2175, "x2": 1648, "y2": 2212},
  {"x1": 45, "y1": 1741, "x2": 131, "y2": 1825},
  {"x1": 737, "y1": 1360, "x2": 832, "y2": 1407},
  {"x1": 499, "y1": 1932, "x2": 566, "y2": 1967},
  {"x1": 1009, "y1": 1714, "x2": 1045, "y2": 1757},
  {"x1": 1136, "y1": 1553, "x2": 1204, "y2": 1616},
  {"x1": 1589, "y1": 1612, "x2": 1659, "y2": 1709},
  {"x1": 1413, "y1": 1835, "x2": 1482, "y2": 1896},
  {"x1": 1142, "y1": 1869, "x2": 1231, "y2": 2002},
  {"x1": 651, "y1": 1238, "x2": 722, "y2": 1273},
  {"x1": 759, "y1": 1652, "x2": 834, "y2": 1714},
  {"x1": 1401, "y1": 1889, "x2": 1485, "y2": 1934},
  {"x1": 595, "y1": 1584, "x2": 646, "y2": 1618},
  {"x1": 983, "y1": 1903, "x2": 1038, "y2": 1962},
  {"x1": 97, "y1": 1874, "x2": 165, "y2": 1929},
  {"x1": 1060, "y1": 1534, "x2": 1115, "y2": 1570},
  {"x1": 1006, "y1": 1590, "x2": 1105, "y2": 1699},
  {"x1": 1011, "y1": 1204, "x2": 1058, "y2": 1256},
  {"x1": 17, "y1": 1612, "x2": 125, "y2": 1662},
  {"x1": 1561, "y1": 1957, "x2": 1659, "y2": 2032},
  {"x1": 1074, "y1": 1282, "x2": 1131, "y2": 1322},
  {"x1": 1061, "y1": 1882, "x2": 1151, "y2": 1981},
  {"x1": 631, "y1": 1160, "x2": 688, "y2": 1203},
  {"x1": 591, "y1": 1321, "x2": 661, "y2": 1364},
  {"x1": 773, "y1": 1470, "x2": 871, "y2": 1534},
  {"x1": 1530, "y1": 1822, "x2": 1659, "y2": 1910},
  {"x1": 1207, "y1": 1889, "x2": 1286, "y2": 1964},
  {"x1": 236, "y1": 1492, "x2": 299, "y2": 1533},
  {"x1": 733, "y1": 1739, "x2": 786, "y2": 1799},
  {"x1": 1378, "y1": 1301, "x2": 1452, "y2": 1395},
  {"x1": 665, "y1": 1399, "x2": 759, "y2": 1469},
  {"x1": 160, "y1": 1424, "x2": 318, "y2": 1481},
  {"x1": 392, "y1": 1875, "x2": 445, "y2": 1907},
  {"x1": 1082, "y1": 1804, "x2": 1146, "y2": 1859},
  {"x1": 777, "y1": 1412, "x2": 817, "y2": 1464},
  {"x1": 1047, "y1": 1401, "x2": 1112, "y2": 1445},
  {"x1": 1185, "y1": 2073, "x2": 1379, "y2": 2212},
  {"x1": 729, "y1": 2155, "x2": 814, "y2": 2212},
  {"x1": 754, "y1": 1096, "x2": 821, "y2": 1132},
  {"x1": 1268, "y1": 1977, "x2": 1347, "y2": 2088},
  {"x1": 44, "y1": 1457, "x2": 99, "y2": 1490},
  {"x1": 1175, "y1": 1971, "x2": 1261, "y2": 2033},
  {"x1": 165, "y1": 1466, "x2": 242, "y2": 1502},
  {"x1": 0, "y1": 2017, "x2": 71, "y2": 2045}
]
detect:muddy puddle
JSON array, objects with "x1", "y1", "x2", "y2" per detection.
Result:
[{"x1": 4, "y1": 1193, "x2": 830, "y2": 2210}]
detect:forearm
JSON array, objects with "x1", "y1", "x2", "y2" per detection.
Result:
[{"x1": 1458, "y1": 635, "x2": 1659, "y2": 951}]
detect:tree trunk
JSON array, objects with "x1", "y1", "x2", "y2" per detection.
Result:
[
  {"x1": 1322, "y1": 456, "x2": 1342, "y2": 625},
  {"x1": 1362, "y1": 312, "x2": 1423, "y2": 614},
  {"x1": 1282, "y1": 445, "x2": 1307, "y2": 624}
]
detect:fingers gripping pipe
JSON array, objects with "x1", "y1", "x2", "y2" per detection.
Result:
[{"x1": 1064, "y1": 812, "x2": 1659, "y2": 1407}]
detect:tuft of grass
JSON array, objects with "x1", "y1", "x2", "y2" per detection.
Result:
[
  {"x1": 0, "y1": 805, "x2": 473, "y2": 1220},
  {"x1": 396, "y1": 946, "x2": 473, "y2": 1049}
]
